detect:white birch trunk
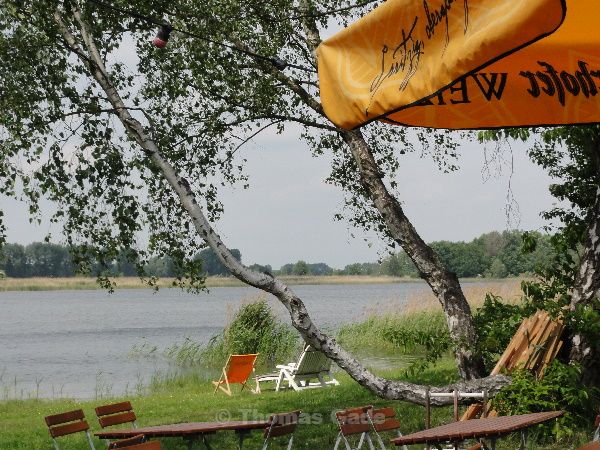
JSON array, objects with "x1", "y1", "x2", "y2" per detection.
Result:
[{"x1": 51, "y1": 6, "x2": 506, "y2": 402}]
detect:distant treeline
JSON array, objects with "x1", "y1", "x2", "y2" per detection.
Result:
[
  {"x1": 0, "y1": 231, "x2": 553, "y2": 279},
  {"x1": 0, "y1": 244, "x2": 242, "y2": 278},
  {"x1": 276, "y1": 231, "x2": 554, "y2": 278}
]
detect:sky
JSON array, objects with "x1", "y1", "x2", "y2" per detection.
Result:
[
  {"x1": 1, "y1": 130, "x2": 558, "y2": 269},
  {"x1": 0, "y1": 17, "x2": 560, "y2": 270}
]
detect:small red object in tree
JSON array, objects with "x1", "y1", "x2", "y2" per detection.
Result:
[{"x1": 152, "y1": 23, "x2": 173, "y2": 48}]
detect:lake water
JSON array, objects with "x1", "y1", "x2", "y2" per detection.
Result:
[{"x1": 0, "y1": 281, "x2": 487, "y2": 399}]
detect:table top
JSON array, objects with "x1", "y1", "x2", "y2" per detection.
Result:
[
  {"x1": 392, "y1": 411, "x2": 564, "y2": 446},
  {"x1": 95, "y1": 420, "x2": 270, "y2": 439}
]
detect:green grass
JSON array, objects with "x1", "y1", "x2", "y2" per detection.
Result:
[
  {"x1": 0, "y1": 365, "x2": 445, "y2": 450},
  {"x1": 338, "y1": 310, "x2": 447, "y2": 351},
  {"x1": 0, "y1": 364, "x2": 592, "y2": 450}
]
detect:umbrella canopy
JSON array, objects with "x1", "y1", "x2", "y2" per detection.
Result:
[
  {"x1": 386, "y1": 0, "x2": 600, "y2": 129},
  {"x1": 317, "y1": 0, "x2": 566, "y2": 130}
]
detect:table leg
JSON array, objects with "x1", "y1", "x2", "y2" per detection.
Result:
[
  {"x1": 184, "y1": 436, "x2": 206, "y2": 450},
  {"x1": 236, "y1": 429, "x2": 251, "y2": 449},
  {"x1": 202, "y1": 434, "x2": 213, "y2": 450},
  {"x1": 519, "y1": 430, "x2": 527, "y2": 450}
]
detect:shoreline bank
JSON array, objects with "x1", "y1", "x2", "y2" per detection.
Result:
[{"x1": 0, "y1": 275, "x2": 516, "y2": 292}]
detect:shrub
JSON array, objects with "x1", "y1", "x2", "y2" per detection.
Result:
[
  {"x1": 167, "y1": 299, "x2": 299, "y2": 368},
  {"x1": 473, "y1": 293, "x2": 529, "y2": 370},
  {"x1": 492, "y1": 361, "x2": 593, "y2": 441},
  {"x1": 337, "y1": 311, "x2": 451, "y2": 376}
]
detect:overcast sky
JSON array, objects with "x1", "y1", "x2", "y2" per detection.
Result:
[
  {"x1": 0, "y1": 20, "x2": 560, "y2": 270},
  {"x1": 1, "y1": 130, "x2": 558, "y2": 269}
]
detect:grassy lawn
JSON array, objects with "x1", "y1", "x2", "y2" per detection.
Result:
[{"x1": 0, "y1": 362, "x2": 592, "y2": 450}]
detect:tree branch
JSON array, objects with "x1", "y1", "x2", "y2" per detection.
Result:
[
  {"x1": 59, "y1": 106, "x2": 147, "y2": 119},
  {"x1": 341, "y1": 129, "x2": 486, "y2": 380},
  {"x1": 52, "y1": 4, "x2": 506, "y2": 402},
  {"x1": 299, "y1": 0, "x2": 322, "y2": 61},
  {"x1": 232, "y1": 39, "x2": 326, "y2": 117}
]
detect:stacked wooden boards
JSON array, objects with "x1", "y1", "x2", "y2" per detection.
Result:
[{"x1": 462, "y1": 310, "x2": 564, "y2": 421}]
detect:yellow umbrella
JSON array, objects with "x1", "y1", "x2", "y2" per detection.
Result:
[
  {"x1": 387, "y1": 0, "x2": 600, "y2": 129},
  {"x1": 317, "y1": 0, "x2": 566, "y2": 130}
]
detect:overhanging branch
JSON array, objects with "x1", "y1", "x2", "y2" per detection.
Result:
[{"x1": 52, "y1": 1, "x2": 503, "y2": 400}]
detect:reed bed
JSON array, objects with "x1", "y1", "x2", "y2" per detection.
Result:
[
  {"x1": 337, "y1": 279, "x2": 526, "y2": 370},
  {"x1": 0, "y1": 275, "x2": 421, "y2": 291},
  {"x1": 0, "y1": 275, "x2": 526, "y2": 292}
]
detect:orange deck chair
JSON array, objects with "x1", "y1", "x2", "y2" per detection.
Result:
[{"x1": 212, "y1": 353, "x2": 259, "y2": 396}]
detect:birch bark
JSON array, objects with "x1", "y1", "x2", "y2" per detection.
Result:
[{"x1": 51, "y1": 4, "x2": 501, "y2": 400}]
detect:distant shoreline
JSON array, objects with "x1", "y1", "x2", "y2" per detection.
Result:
[{"x1": 0, "y1": 275, "x2": 513, "y2": 292}]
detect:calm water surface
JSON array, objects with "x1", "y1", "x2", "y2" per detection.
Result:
[{"x1": 0, "y1": 281, "x2": 483, "y2": 399}]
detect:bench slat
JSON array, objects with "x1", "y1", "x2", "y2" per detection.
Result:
[
  {"x1": 99, "y1": 411, "x2": 137, "y2": 428},
  {"x1": 49, "y1": 421, "x2": 89, "y2": 438},
  {"x1": 96, "y1": 401, "x2": 133, "y2": 417},
  {"x1": 45, "y1": 409, "x2": 85, "y2": 427}
]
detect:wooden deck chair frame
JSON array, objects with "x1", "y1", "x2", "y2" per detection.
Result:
[
  {"x1": 275, "y1": 345, "x2": 339, "y2": 392},
  {"x1": 261, "y1": 410, "x2": 301, "y2": 450},
  {"x1": 109, "y1": 441, "x2": 162, "y2": 450},
  {"x1": 108, "y1": 435, "x2": 145, "y2": 449},
  {"x1": 212, "y1": 353, "x2": 259, "y2": 396},
  {"x1": 96, "y1": 401, "x2": 139, "y2": 448},
  {"x1": 367, "y1": 407, "x2": 408, "y2": 450},
  {"x1": 424, "y1": 391, "x2": 487, "y2": 450},
  {"x1": 578, "y1": 442, "x2": 600, "y2": 450},
  {"x1": 96, "y1": 401, "x2": 138, "y2": 429},
  {"x1": 334, "y1": 406, "x2": 376, "y2": 450},
  {"x1": 425, "y1": 390, "x2": 488, "y2": 429},
  {"x1": 45, "y1": 409, "x2": 96, "y2": 450}
]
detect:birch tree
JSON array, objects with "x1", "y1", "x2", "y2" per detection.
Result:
[
  {"x1": 0, "y1": 0, "x2": 501, "y2": 399},
  {"x1": 481, "y1": 126, "x2": 600, "y2": 387}
]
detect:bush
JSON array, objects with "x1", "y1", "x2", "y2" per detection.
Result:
[
  {"x1": 474, "y1": 293, "x2": 599, "y2": 442},
  {"x1": 492, "y1": 361, "x2": 593, "y2": 441},
  {"x1": 167, "y1": 299, "x2": 299, "y2": 368},
  {"x1": 473, "y1": 294, "x2": 530, "y2": 370},
  {"x1": 337, "y1": 311, "x2": 451, "y2": 376}
]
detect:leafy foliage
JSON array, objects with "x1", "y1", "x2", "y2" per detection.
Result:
[
  {"x1": 277, "y1": 261, "x2": 334, "y2": 276},
  {"x1": 379, "y1": 230, "x2": 555, "y2": 278},
  {"x1": 480, "y1": 126, "x2": 600, "y2": 385},
  {"x1": 194, "y1": 248, "x2": 241, "y2": 276},
  {"x1": 492, "y1": 361, "x2": 594, "y2": 441},
  {"x1": 168, "y1": 299, "x2": 298, "y2": 368},
  {"x1": 0, "y1": 0, "x2": 465, "y2": 291},
  {"x1": 0, "y1": 241, "x2": 244, "y2": 278},
  {"x1": 473, "y1": 293, "x2": 530, "y2": 370},
  {"x1": 473, "y1": 291, "x2": 600, "y2": 428},
  {"x1": 337, "y1": 311, "x2": 452, "y2": 377}
]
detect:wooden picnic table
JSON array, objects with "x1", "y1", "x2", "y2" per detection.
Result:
[
  {"x1": 391, "y1": 411, "x2": 564, "y2": 450},
  {"x1": 95, "y1": 420, "x2": 269, "y2": 450}
]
